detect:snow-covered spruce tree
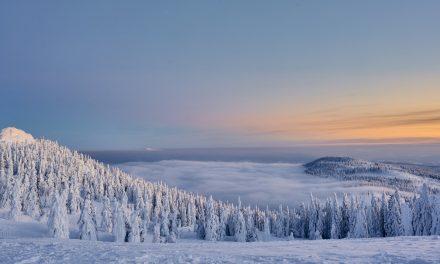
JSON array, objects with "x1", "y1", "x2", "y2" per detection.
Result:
[
  {"x1": 204, "y1": 196, "x2": 219, "y2": 241},
  {"x1": 47, "y1": 191, "x2": 69, "y2": 239},
  {"x1": 112, "y1": 198, "x2": 127, "y2": 242},
  {"x1": 346, "y1": 195, "x2": 358, "y2": 238},
  {"x1": 25, "y1": 177, "x2": 41, "y2": 218},
  {"x1": 167, "y1": 208, "x2": 178, "y2": 243},
  {"x1": 0, "y1": 152, "x2": 14, "y2": 208},
  {"x1": 431, "y1": 195, "x2": 440, "y2": 235},
  {"x1": 379, "y1": 193, "x2": 387, "y2": 237},
  {"x1": 401, "y1": 199, "x2": 414, "y2": 236},
  {"x1": 262, "y1": 215, "x2": 271, "y2": 241},
  {"x1": 9, "y1": 176, "x2": 22, "y2": 220},
  {"x1": 385, "y1": 190, "x2": 404, "y2": 237},
  {"x1": 160, "y1": 190, "x2": 170, "y2": 238},
  {"x1": 340, "y1": 193, "x2": 350, "y2": 238},
  {"x1": 196, "y1": 203, "x2": 206, "y2": 239},
  {"x1": 352, "y1": 201, "x2": 368, "y2": 238},
  {"x1": 244, "y1": 206, "x2": 258, "y2": 242},
  {"x1": 218, "y1": 203, "x2": 229, "y2": 240},
  {"x1": 139, "y1": 200, "x2": 150, "y2": 242},
  {"x1": 322, "y1": 200, "x2": 332, "y2": 239},
  {"x1": 0, "y1": 150, "x2": 6, "y2": 202},
  {"x1": 233, "y1": 198, "x2": 247, "y2": 242},
  {"x1": 296, "y1": 203, "x2": 309, "y2": 239},
  {"x1": 413, "y1": 184, "x2": 432, "y2": 236},
  {"x1": 152, "y1": 221, "x2": 161, "y2": 243},
  {"x1": 330, "y1": 194, "x2": 341, "y2": 239},
  {"x1": 23, "y1": 160, "x2": 41, "y2": 218},
  {"x1": 101, "y1": 196, "x2": 112, "y2": 233},
  {"x1": 78, "y1": 196, "x2": 97, "y2": 241},
  {"x1": 367, "y1": 195, "x2": 382, "y2": 237},
  {"x1": 67, "y1": 176, "x2": 81, "y2": 214},
  {"x1": 308, "y1": 194, "x2": 323, "y2": 240},
  {"x1": 274, "y1": 205, "x2": 285, "y2": 237},
  {"x1": 127, "y1": 209, "x2": 141, "y2": 243}
]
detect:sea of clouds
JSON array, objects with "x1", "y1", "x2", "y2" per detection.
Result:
[{"x1": 117, "y1": 160, "x2": 390, "y2": 208}]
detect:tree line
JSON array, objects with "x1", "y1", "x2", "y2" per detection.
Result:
[{"x1": 0, "y1": 140, "x2": 439, "y2": 243}]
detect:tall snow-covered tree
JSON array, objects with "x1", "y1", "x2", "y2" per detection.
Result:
[
  {"x1": 78, "y1": 197, "x2": 97, "y2": 241},
  {"x1": 101, "y1": 196, "x2": 113, "y2": 233},
  {"x1": 330, "y1": 194, "x2": 341, "y2": 239},
  {"x1": 385, "y1": 191, "x2": 403, "y2": 237},
  {"x1": 233, "y1": 198, "x2": 246, "y2": 242},
  {"x1": 47, "y1": 192, "x2": 69, "y2": 239},
  {"x1": 352, "y1": 201, "x2": 368, "y2": 238},
  {"x1": 127, "y1": 210, "x2": 141, "y2": 243},
  {"x1": 204, "y1": 196, "x2": 219, "y2": 241},
  {"x1": 9, "y1": 176, "x2": 22, "y2": 220},
  {"x1": 401, "y1": 200, "x2": 414, "y2": 236},
  {"x1": 430, "y1": 195, "x2": 440, "y2": 235},
  {"x1": 413, "y1": 184, "x2": 432, "y2": 236},
  {"x1": 112, "y1": 199, "x2": 126, "y2": 242}
]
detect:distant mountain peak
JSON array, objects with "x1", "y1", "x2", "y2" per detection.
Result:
[{"x1": 0, "y1": 127, "x2": 35, "y2": 144}]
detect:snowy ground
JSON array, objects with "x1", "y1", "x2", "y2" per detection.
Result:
[
  {"x1": 1, "y1": 236, "x2": 439, "y2": 263},
  {"x1": 118, "y1": 161, "x2": 399, "y2": 207},
  {"x1": 1, "y1": 210, "x2": 439, "y2": 263}
]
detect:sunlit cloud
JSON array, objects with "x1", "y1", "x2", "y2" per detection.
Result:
[{"x1": 221, "y1": 107, "x2": 440, "y2": 145}]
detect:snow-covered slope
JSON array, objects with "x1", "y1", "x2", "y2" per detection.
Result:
[
  {"x1": 0, "y1": 127, "x2": 35, "y2": 144},
  {"x1": 305, "y1": 157, "x2": 440, "y2": 193},
  {"x1": 0, "y1": 128, "x2": 439, "y2": 264}
]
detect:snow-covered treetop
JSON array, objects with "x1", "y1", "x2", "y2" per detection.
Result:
[{"x1": 0, "y1": 127, "x2": 35, "y2": 144}]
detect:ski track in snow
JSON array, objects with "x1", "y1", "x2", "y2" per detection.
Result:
[{"x1": 1, "y1": 236, "x2": 439, "y2": 264}]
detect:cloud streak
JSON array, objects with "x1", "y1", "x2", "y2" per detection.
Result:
[{"x1": 239, "y1": 107, "x2": 440, "y2": 144}]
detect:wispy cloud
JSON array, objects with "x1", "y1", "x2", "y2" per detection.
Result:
[{"x1": 237, "y1": 107, "x2": 440, "y2": 144}]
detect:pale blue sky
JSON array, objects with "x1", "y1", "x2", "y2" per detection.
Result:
[{"x1": 1, "y1": 1, "x2": 440, "y2": 149}]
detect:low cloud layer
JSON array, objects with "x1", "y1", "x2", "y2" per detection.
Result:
[{"x1": 118, "y1": 160, "x2": 391, "y2": 208}]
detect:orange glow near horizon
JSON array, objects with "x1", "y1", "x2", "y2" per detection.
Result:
[{"x1": 213, "y1": 104, "x2": 440, "y2": 145}]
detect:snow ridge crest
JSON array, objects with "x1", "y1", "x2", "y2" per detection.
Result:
[{"x1": 0, "y1": 127, "x2": 35, "y2": 144}]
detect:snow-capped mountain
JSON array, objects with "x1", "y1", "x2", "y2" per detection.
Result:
[
  {"x1": 0, "y1": 128, "x2": 439, "y2": 248},
  {"x1": 0, "y1": 127, "x2": 35, "y2": 144}
]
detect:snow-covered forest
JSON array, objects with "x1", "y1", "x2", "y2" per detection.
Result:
[{"x1": 0, "y1": 139, "x2": 439, "y2": 244}]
